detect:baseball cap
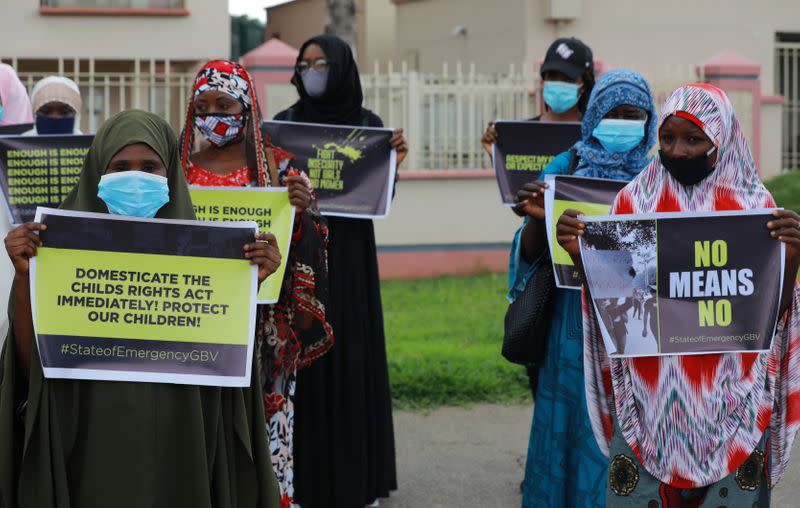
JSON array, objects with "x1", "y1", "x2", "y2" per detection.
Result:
[{"x1": 540, "y1": 37, "x2": 594, "y2": 80}]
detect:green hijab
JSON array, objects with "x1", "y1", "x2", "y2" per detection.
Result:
[
  {"x1": 60, "y1": 109, "x2": 195, "y2": 219},
  {"x1": 0, "y1": 110, "x2": 279, "y2": 508}
]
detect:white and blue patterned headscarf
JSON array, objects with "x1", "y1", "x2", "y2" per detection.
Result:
[{"x1": 573, "y1": 69, "x2": 657, "y2": 180}]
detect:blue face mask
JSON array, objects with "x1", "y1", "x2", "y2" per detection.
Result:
[
  {"x1": 36, "y1": 115, "x2": 75, "y2": 135},
  {"x1": 0, "y1": 105, "x2": 4, "y2": 123},
  {"x1": 97, "y1": 171, "x2": 170, "y2": 218},
  {"x1": 592, "y1": 119, "x2": 646, "y2": 153},
  {"x1": 543, "y1": 81, "x2": 580, "y2": 114}
]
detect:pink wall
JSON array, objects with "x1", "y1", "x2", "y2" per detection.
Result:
[{"x1": 240, "y1": 38, "x2": 299, "y2": 116}]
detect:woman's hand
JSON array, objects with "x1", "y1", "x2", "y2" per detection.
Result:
[
  {"x1": 768, "y1": 209, "x2": 800, "y2": 256},
  {"x1": 513, "y1": 181, "x2": 549, "y2": 220},
  {"x1": 244, "y1": 232, "x2": 282, "y2": 285},
  {"x1": 768, "y1": 210, "x2": 800, "y2": 314},
  {"x1": 286, "y1": 172, "x2": 312, "y2": 214},
  {"x1": 4, "y1": 223, "x2": 46, "y2": 278},
  {"x1": 556, "y1": 208, "x2": 585, "y2": 258},
  {"x1": 481, "y1": 121, "x2": 497, "y2": 157},
  {"x1": 390, "y1": 128, "x2": 408, "y2": 166}
]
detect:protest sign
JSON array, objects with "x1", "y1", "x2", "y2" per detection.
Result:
[
  {"x1": 580, "y1": 210, "x2": 784, "y2": 357},
  {"x1": 189, "y1": 186, "x2": 295, "y2": 304},
  {"x1": 30, "y1": 207, "x2": 258, "y2": 387},
  {"x1": 261, "y1": 120, "x2": 397, "y2": 219},
  {"x1": 0, "y1": 134, "x2": 93, "y2": 224},
  {"x1": 544, "y1": 175, "x2": 626, "y2": 289},
  {"x1": 492, "y1": 120, "x2": 580, "y2": 205},
  {"x1": 0, "y1": 124, "x2": 34, "y2": 135}
]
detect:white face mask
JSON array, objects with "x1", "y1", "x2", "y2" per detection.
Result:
[{"x1": 301, "y1": 68, "x2": 329, "y2": 98}]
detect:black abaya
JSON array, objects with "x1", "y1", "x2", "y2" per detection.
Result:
[
  {"x1": 289, "y1": 215, "x2": 397, "y2": 507},
  {"x1": 275, "y1": 34, "x2": 397, "y2": 508}
]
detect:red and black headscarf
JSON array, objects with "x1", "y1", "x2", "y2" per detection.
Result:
[{"x1": 180, "y1": 59, "x2": 280, "y2": 186}]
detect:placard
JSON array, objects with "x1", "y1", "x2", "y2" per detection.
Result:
[{"x1": 31, "y1": 207, "x2": 258, "y2": 386}]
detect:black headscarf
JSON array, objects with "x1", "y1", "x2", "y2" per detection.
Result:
[{"x1": 289, "y1": 35, "x2": 366, "y2": 125}]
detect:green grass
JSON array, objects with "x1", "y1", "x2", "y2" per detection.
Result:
[
  {"x1": 382, "y1": 272, "x2": 530, "y2": 410},
  {"x1": 766, "y1": 171, "x2": 800, "y2": 212}
]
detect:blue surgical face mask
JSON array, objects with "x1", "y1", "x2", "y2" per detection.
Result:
[
  {"x1": 97, "y1": 171, "x2": 170, "y2": 218},
  {"x1": 301, "y1": 68, "x2": 329, "y2": 98},
  {"x1": 592, "y1": 119, "x2": 646, "y2": 153},
  {"x1": 543, "y1": 81, "x2": 580, "y2": 114},
  {"x1": 36, "y1": 114, "x2": 76, "y2": 135}
]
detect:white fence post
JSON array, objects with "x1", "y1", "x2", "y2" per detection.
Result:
[
  {"x1": 88, "y1": 58, "x2": 96, "y2": 133},
  {"x1": 407, "y1": 68, "x2": 421, "y2": 169}
]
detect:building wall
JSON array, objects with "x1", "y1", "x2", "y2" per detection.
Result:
[
  {"x1": 265, "y1": 0, "x2": 396, "y2": 69},
  {"x1": 361, "y1": 0, "x2": 397, "y2": 67},
  {"x1": 0, "y1": 0, "x2": 229, "y2": 60},
  {"x1": 373, "y1": 173, "x2": 519, "y2": 247},
  {"x1": 394, "y1": 0, "x2": 797, "y2": 94},
  {"x1": 265, "y1": 0, "x2": 327, "y2": 52},
  {"x1": 393, "y1": 0, "x2": 529, "y2": 73},
  {"x1": 372, "y1": 172, "x2": 518, "y2": 278},
  {"x1": 522, "y1": 0, "x2": 798, "y2": 94}
]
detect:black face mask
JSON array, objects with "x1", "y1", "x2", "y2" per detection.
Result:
[{"x1": 659, "y1": 148, "x2": 716, "y2": 187}]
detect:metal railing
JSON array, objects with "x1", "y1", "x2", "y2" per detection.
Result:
[
  {"x1": 362, "y1": 61, "x2": 537, "y2": 169},
  {"x1": 2, "y1": 57, "x2": 735, "y2": 170},
  {"x1": 776, "y1": 42, "x2": 800, "y2": 171},
  {"x1": 3, "y1": 57, "x2": 198, "y2": 134}
]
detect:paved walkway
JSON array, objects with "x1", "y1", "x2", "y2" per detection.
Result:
[{"x1": 382, "y1": 404, "x2": 800, "y2": 508}]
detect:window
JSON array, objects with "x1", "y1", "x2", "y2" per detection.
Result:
[
  {"x1": 40, "y1": 0, "x2": 187, "y2": 15},
  {"x1": 776, "y1": 33, "x2": 800, "y2": 170}
]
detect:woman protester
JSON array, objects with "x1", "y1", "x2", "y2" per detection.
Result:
[
  {"x1": 180, "y1": 59, "x2": 333, "y2": 508},
  {"x1": 484, "y1": 37, "x2": 594, "y2": 399},
  {"x1": 481, "y1": 37, "x2": 595, "y2": 160},
  {"x1": 0, "y1": 63, "x2": 33, "y2": 127},
  {"x1": 0, "y1": 64, "x2": 34, "y2": 338},
  {"x1": 274, "y1": 34, "x2": 408, "y2": 508},
  {"x1": 1, "y1": 110, "x2": 281, "y2": 508},
  {"x1": 24, "y1": 76, "x2": 83, "y2": 135},
  {"x1": 558, "y1": 83, "x2": 800, "y2": 506},
  {"x1": 508, "y1": 69, "x2": 657, "y2": 508}
]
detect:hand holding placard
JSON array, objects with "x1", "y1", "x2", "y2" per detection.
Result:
[
  {"x1": 285, "y1": 170, "x2": 312, "y2": 214},
  {"x1": 389, "y1": 128, "x2": 408, "y2": 165},
  {"x1": 767, "y1": 208, "x2": 800, "y2": 314},
  {"x1": 245, "y1": 232, "x2": 282, "y2": 286},
  {"x1": 515, "y1": 181, "x2": 548, "y2": 220},
  {"x1": 4, "y1": 222, "x2": 46, "y2": 276},
  {"x1": 481, "y1": 121, "x2": 497, "y2": 158},
  {"x1": 556, "y1": 209, "x2": 585, "y2": 258}
]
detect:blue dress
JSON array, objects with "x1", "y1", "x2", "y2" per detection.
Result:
[{"x1": 508, "y1": 151, "x2": 607, "y2": 508}]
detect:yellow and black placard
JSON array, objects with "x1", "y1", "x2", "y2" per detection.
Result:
[
  {"x1": 0, "y1": 134, "x2": 93, "y2": 223},
  {"x1": 31, "y1": 207, "x2": 258, "y2": 387},
  {"x1": 189, "y1": 186, "x2": 295, "y2": 304}
]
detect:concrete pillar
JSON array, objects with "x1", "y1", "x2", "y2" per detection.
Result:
[{"x1": 698, "y1": 49, "x2": 784, "y2": 177}]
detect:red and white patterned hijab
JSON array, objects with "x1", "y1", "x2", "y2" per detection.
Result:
[
  {"x1": 582, "y1": 83, "x2": 800, "y2": 490},
  {"x1": 615, "y1": 83, "x2": 774, "y2": 214}
]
